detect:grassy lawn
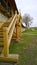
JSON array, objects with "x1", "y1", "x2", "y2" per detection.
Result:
[
  {"x1": 9, "y1": 30, "x2": 37, "y2": 65},
  {"x1": 23, "y1": 29, "x2": 37, "y2": 34}
]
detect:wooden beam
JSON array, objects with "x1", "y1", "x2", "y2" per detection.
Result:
[
  {"x1": 8, "y1": 18, "x2": 16, "y2": 46},
  {"x1": 3, "y1": 27, "x2": 9, "y2": 57},
  {"x1": 3, "y1": 16, "x2": 14, "y2": 27},
  {"x1": 0, "y1": 54, "x2": 19, "y2": 63},
  {"x1": 0, "y1": 22, "x2": 4, "y2": 28},
  {"x1": 16, "y1": 21, "x2": 19, "y2": 41},
  {"x1": 0, "y1": 5, "x2": 11, "y2": 17},
  {"x1": 0, "y1": 42, "x2": 3, "y2": 47},
  {"x1": 7, "y1": 13, "x2": 17, "y2": 33}
]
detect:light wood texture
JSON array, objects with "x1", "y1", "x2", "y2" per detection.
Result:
[
  {"x1": 3, "y1": 27, "x2": 9, "y2": 57},
  {"x1": 0, "y1": 12, "x2": 22, "y2": 62},
  {"x1": 0, "y1": 22, "x2": 4, "y2": 28},
  {"x1": 7, "y1": 13, "x2": 17, "y2": 33},
  {"x1": 0, "y1": 54, "x2": 19, "y2": 62},
  {"x1": 8, "y1": 19, "x2": 16, "y2": 46}
]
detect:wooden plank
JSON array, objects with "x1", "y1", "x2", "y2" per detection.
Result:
[
  {"x1": 8, "y1": 19, "x2": 16, "y2": 47},
  {"x1": 15, "y1": 14, "x2": 22, "y2": 41},
  {"x1": 0, "y1": 47, "x2": 3, "y2": 54},
  {"x1": 0, "y1": 42, "x2": 4, "y2": 46},
  {"x1": 0, "y1": 34, "x2": 3, "y2": 36},
  {"x1": 0, "y1": 5, "x2": 11, "y2": 17},
  {"x1": 8, "y1": 13, "x2": 17, "y2": 33},
  {"x1": 3, "y1": 27, "x2": 9, "y2": 57},
  {"x1": 0, "y1": 30, "x2": 3, "y2": 34},
  {"x1": 0, "y1": 22, "x2": 4, "y2": 28},
  {"x1": 0, "y1": 29, "x2": 3, "y2": 32},
  {"x1": 0, "y1": 32, "x2": 3, "y2": 33},
  {"x1": 0, "y1": 36, "x2": 3, "y2": 38},
  {"x1": 0, "y1": 38, "x2": 3, "y2": 42},
  {"x1": 19, "y1": 19, "x2": 22, "y2": 37},
  {"x1": 3, "y1": 16, "x2": 13, "y2": 27},
  {"x1": 16, "y1": 21, "x2": 19, "y2": 41},
  {"x1": 0, "y1": 54, "x2": 19, "y2": 63}
]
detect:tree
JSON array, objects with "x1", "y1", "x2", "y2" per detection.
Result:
[{"x1": 22, "y1": 13, "x2": 33, "y2": 29}]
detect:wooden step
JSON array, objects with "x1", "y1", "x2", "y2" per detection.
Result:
[
  {"x1": 0, "y1": 42, "x2": 4, "y2": 47},
  {"x1": 0, "y1": 54, "x2": 19, "y2": 63},
  {"x1": 0, "y1": 37, "x2": 3, "y2": 41},
  {"x1": 0, "y1": 47, "x2": 3, "y2": 54}
]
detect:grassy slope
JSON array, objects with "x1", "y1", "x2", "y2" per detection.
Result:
[
  {"x1": 23, "y1": 29, "x2": 37, "y2": 34},
  {"x1": 9, "y1": 30, "x2": 37, "y2": 65}
]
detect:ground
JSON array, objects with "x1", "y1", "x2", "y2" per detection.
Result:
[{"x1": 9, "y1": 29, "x2": 37, "y2": 65}]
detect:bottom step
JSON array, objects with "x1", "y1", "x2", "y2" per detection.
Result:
[{"x1": 0, "y1": 54, "x2": 19, "y2": 63}]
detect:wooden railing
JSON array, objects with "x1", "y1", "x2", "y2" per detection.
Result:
[
  {"x1": 13, "y1": 13, "x2": 22, "y2": 41},
  {"x1": 0, "y1": 12, "x2": 22, "y2": 59},
  {"x1": 3, "y1": 13, "x2": 17, "y2": 57}
]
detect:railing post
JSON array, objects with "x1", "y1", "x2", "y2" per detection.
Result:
[
  {"x1": 16, "y1": 17, "x2": 19, "y2": 41},
  {"x1": 19, "y1": 14, "x2": 22, "y2": 37},
  {"x1": 16, "y1": 13, "x2": 22, "y2": 41},
  {"x1": 3, "y1": 27, "x2": 9, "y2": 57}
]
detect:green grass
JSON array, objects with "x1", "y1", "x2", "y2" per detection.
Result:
[
  {"x1": 23, "y1": 29, "x2": 37, "y2": 34},
  {"x1": 9, "y1": 30, "x2": 37, "y2": 65}
]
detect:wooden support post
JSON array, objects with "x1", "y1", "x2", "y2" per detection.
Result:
[
  {"x1": 16, "y1": 20, "x2": 19, "y2": 42},
  {"x1": 3, "y1": 27, "x2": 9, "y2": 57},
  {"x1": 18, "y1": 13, "x2": 22, "y2": 38},
  {"x1": 19, "y1": 17, "x2": 22, "y2": 38},
  {"x1": 16, "y1": 14, "x2": 22, "y2": 41}
]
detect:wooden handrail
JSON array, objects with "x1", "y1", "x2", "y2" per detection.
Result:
[
  {"x1": 1, "y1": 12, "x2": 21, "y2": 57},
  {"x1": 8, "y1": 18, "x2": 17, "y2": 46},
  {"x1": 3, "y1": 13, "x2": 18, "y2": 56},
  {"x1": 7, "y1": 13, "x2": 17, "y2": 33}
]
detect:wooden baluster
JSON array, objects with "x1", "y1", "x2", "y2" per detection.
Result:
[
  {"x1": 19, "y1": 15, "x2": 22, "y2": 37},
  {"x1": 16, "y1": 17, "x2": 19, "y2": 41},
  {"x1": 3, "y1": 27, "x2": 9, "y2": 57}
]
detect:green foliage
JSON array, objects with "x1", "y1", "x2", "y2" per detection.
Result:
[{"x1": 23, "y1": 29, "x2": 37, "y2": 34}]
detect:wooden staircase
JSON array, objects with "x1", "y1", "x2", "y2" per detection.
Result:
[{"x1": 0, "y1": 12, "x2": 22, "y2": 62}]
